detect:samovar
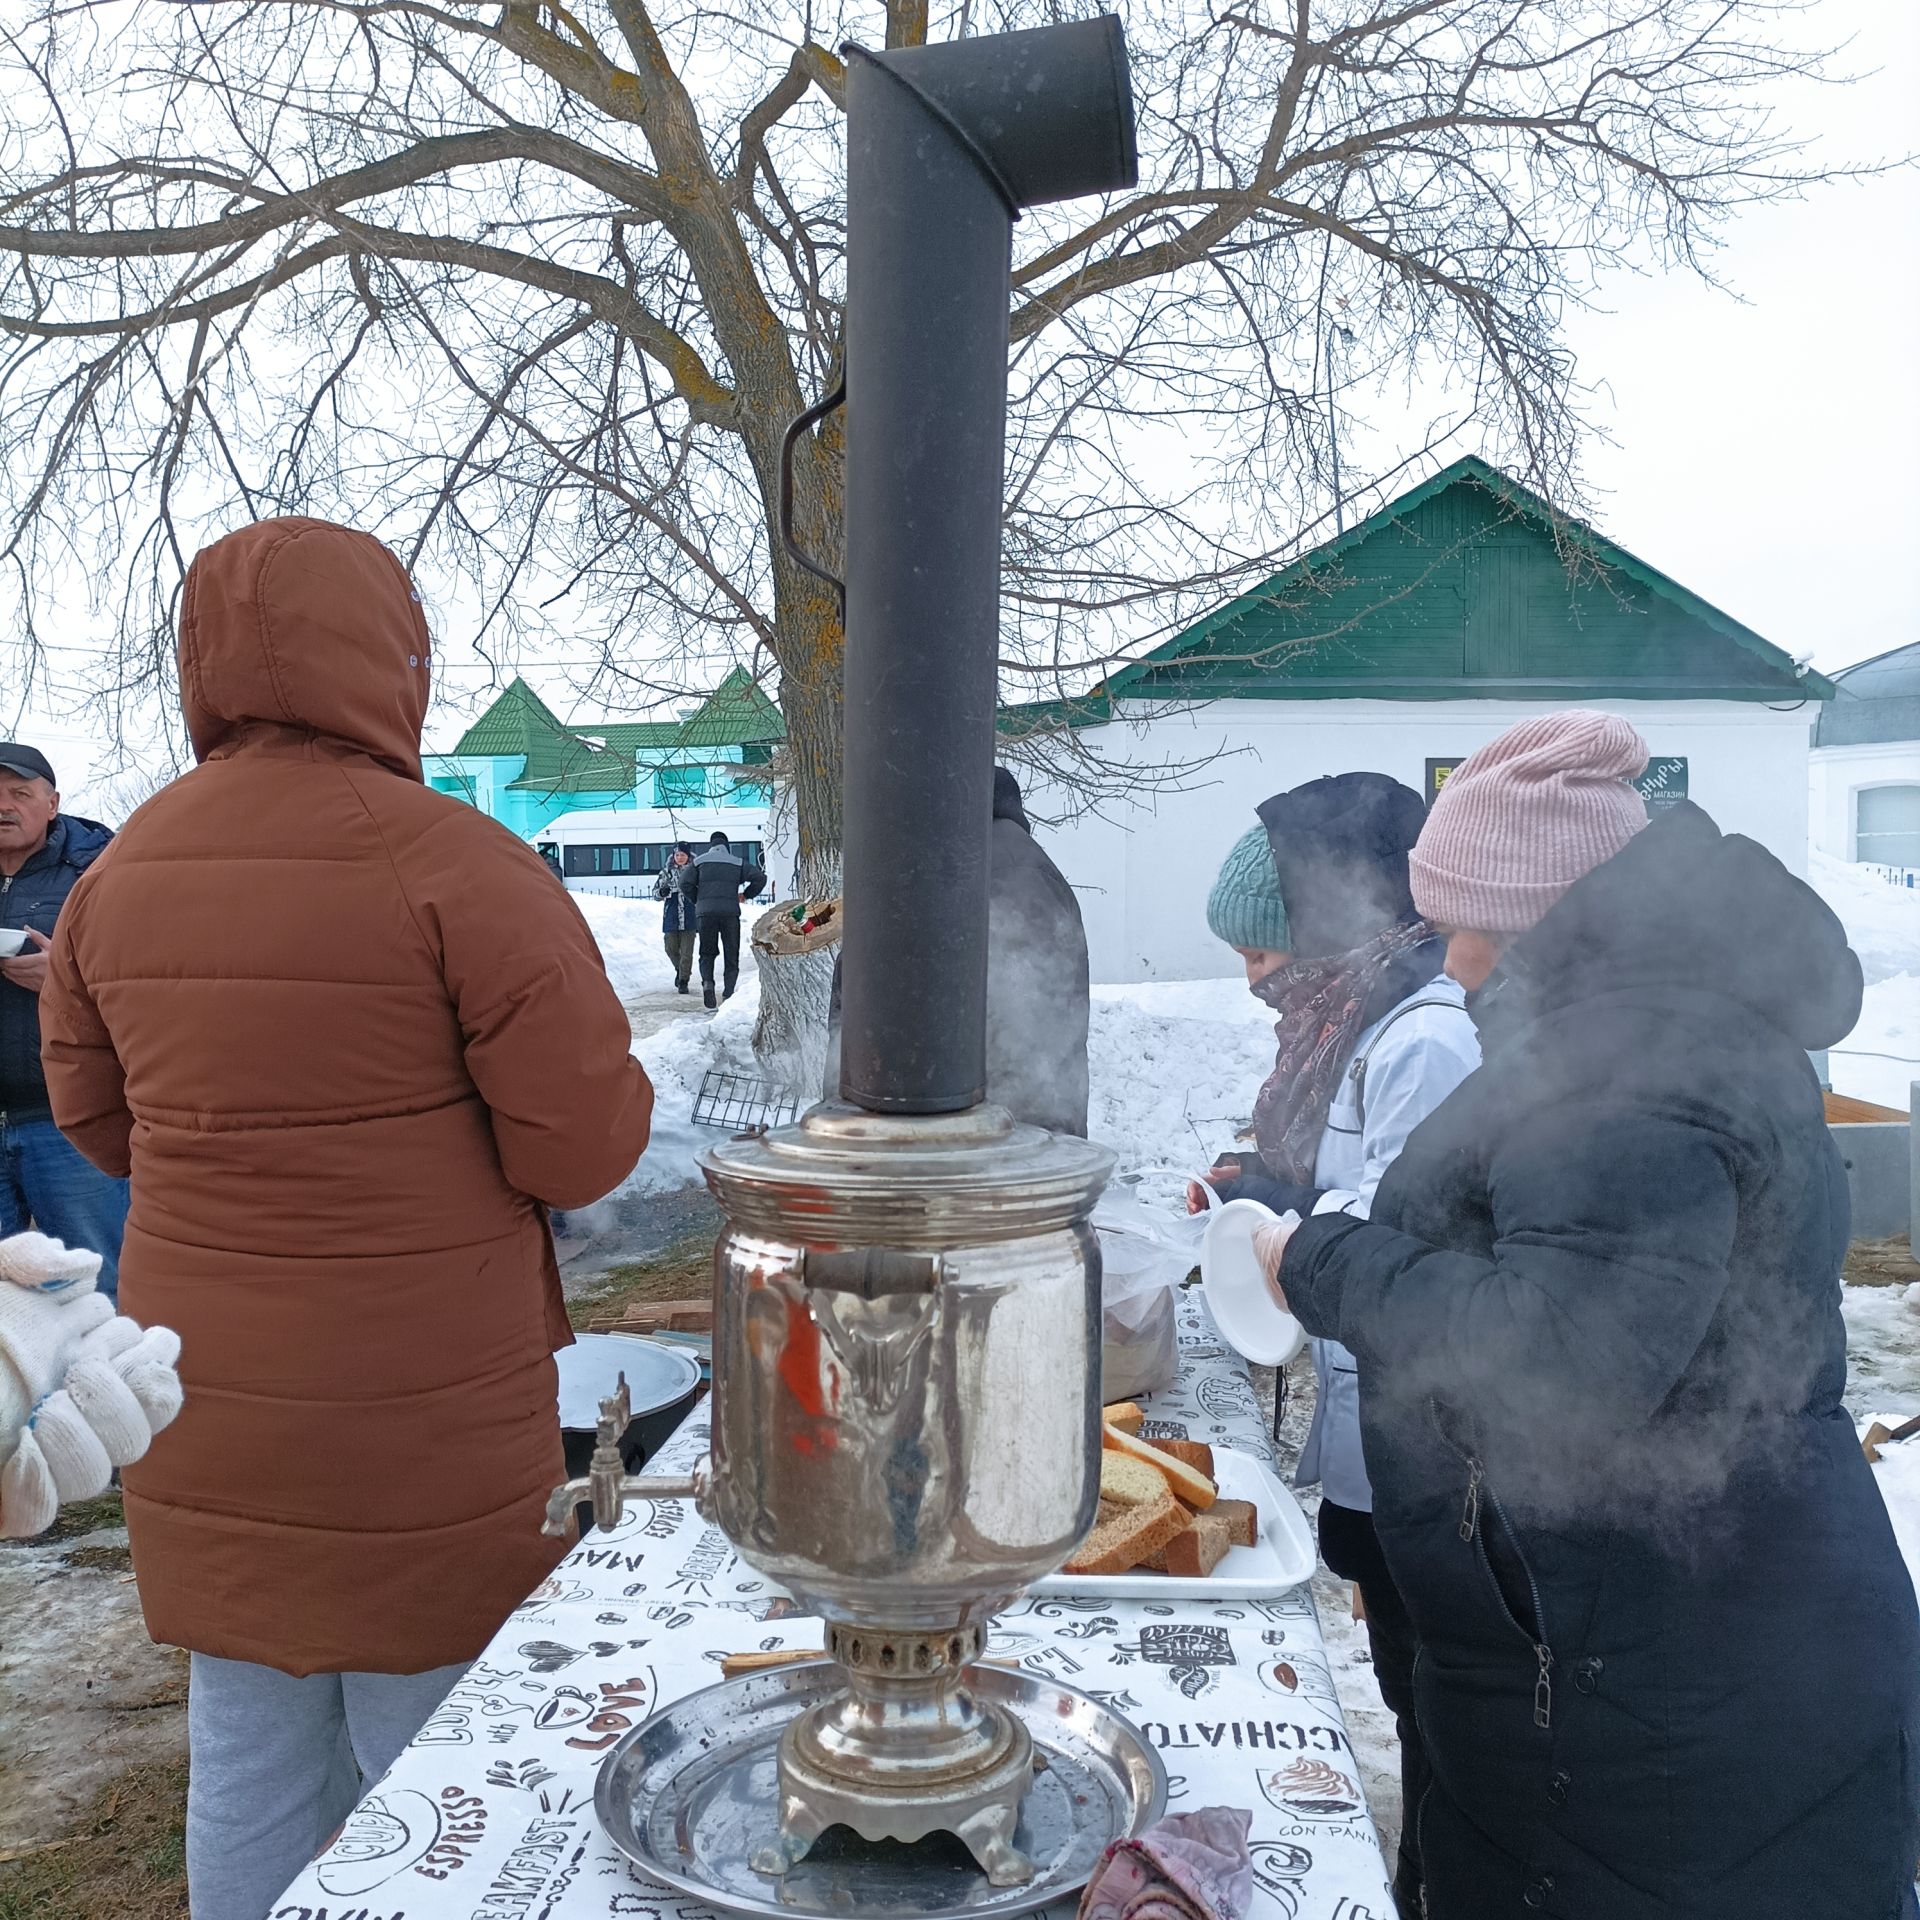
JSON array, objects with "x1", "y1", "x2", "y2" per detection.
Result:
[{"x1": 545, "y1": 15, "x2": 1146, "y2": 1909}]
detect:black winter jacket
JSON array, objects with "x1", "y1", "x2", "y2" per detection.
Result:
[
  {"x1": 822, "y1": 777, "x2": 1090, "y2": 1136},
  {"x1": 1284, "y1": 804, "x2": 1920, "y2": 1920},
  {"x1": 684, "y1": 843, "x2": 766, "y2": 919},
  {"x1": 1, "y1": 814, "x2": 113, "y2": 1117}
]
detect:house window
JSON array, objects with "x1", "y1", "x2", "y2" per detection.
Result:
[
  {"x1": 655, "y1": 765, "x2": 706, "y2": 807},
  {"x1": 1857, "y1": 785, "x2": 1920, "y2": 867}
]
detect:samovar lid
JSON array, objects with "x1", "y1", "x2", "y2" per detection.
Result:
[{"x1": 699, "y1": 1103, "x2": 1113, "y2": 1246}]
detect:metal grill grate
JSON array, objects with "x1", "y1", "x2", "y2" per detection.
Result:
[{"x1": 692, "y1": 1069, "x2": 799, "y2": 1134}]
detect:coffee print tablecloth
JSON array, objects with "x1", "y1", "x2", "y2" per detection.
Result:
[{"x1": 275, "y1": 1293, "x2": 1395, "y2": 1920}]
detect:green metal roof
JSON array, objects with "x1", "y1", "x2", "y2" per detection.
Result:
[
  {"x1": 451, "y1": 677, "x2": 572, "y2": 756},
  {"x1": 448, "y1": 668, "x2": 783, "y2": 799},
  {"x1": 670, "y1": 668, "x2": 785, "y2": 748},
  {"x1": 591, "y1": 719, "x2": 685, "y2": 750},
  {"x1": 1106, "y1": 457, "x2": 1833, "y2": 706}
]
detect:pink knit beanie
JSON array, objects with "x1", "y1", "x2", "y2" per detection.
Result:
[{"x1": 1410, "y1": 711, "x2": 1651, "y2": 933}]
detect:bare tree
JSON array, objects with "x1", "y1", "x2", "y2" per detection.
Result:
[{"x1": 0, "y1": 0, "x2": 1832, "y2": 856}]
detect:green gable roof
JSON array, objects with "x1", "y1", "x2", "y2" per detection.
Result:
[
  {"x1": 448, "y1": 677, "x2": 635, "y2": 796},
  {"x1": 452, "y1": 677, "x2": 571, "y2": 756},
  {"x1": 448, "y1": 667, "x2": 783, "y2": 799},
  {"x1": 1108, "y1": 457, "x2": 1832, "y2": 706},
  {"x1": 671, "y1": 667, "x2": 784, "y2": 748}
]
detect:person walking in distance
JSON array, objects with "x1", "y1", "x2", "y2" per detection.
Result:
[
  {"x1": 686, "y1": 828, "x2": 765, "y2": 1009},
  {"x1": 0, "y1": 744, "x2": 130, "y2": 1303},
  {"x1": 653, "y1": 841, "x2": 697, "y2": 995},
  {"x1": 38, "y1": 518, "x2": 654, "y2": 1920}
]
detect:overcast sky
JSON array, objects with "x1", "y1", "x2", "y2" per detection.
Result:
[{"x1": 15, "y1": 0, "x2": 1918, "y2": 809}]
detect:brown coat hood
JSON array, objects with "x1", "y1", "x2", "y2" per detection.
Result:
[{"x1": 180, "y1": 518, "x2": 432, "y2": 780}]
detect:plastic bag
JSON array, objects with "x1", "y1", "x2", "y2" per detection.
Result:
[{"x1": 1091, "y1": 1171, "x2": 1213, "y2": 1402}]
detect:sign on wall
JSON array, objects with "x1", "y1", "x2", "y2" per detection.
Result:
[{"x1": 1425, "y1": 756, "x2": 1689, "y2": 812}]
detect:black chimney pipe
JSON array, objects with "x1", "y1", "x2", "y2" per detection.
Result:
[{"x1": 835, "y1": 16, "x2": 1137, "y2": 1115}]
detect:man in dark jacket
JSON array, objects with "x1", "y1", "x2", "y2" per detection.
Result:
[
  {"x1": 822, "y1": 768, "x2": 1090, "y2": 1135},
  {"x1": 653, "y1": 841, "x2": 697, "y2": 995},
  {"x1": 686, "y1": 830, "x2": 766, "y2": 1010},
  {"x1": 0, "y1": 744, "x2": 130, "y2": 1301},
  {"x1": 1268, "y1": 714, "x2": 1920, "y2": 1919}
]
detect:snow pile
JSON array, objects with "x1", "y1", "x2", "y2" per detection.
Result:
[
  {"x1": 1876, "y1": 1436, "x2": 1920, "y2": 1607},
  {"x1": 1807, "y1": 854, "x2": 1920, "y2": 1112},
  {"x1": 1087, "y1": 977, "x2": 1273, "y2": 1177},
  {"x1": 621, "y1": 978, "x2": 765, "y2": 1198},
  {"x1": 572, "y1": 891, "x2": 675, "y2": 1001},
  {"x1": 1810, "y1": 851, "x2": 1920, "y2": 988}
]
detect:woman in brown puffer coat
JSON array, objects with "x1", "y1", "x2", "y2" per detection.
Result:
[{"x1": 39, "y1": 518, "x2": 653, "y2": 1920}]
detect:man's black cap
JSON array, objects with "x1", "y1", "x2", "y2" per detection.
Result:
[{"x1": 0, "y1": 744, "x2": 55, "y2": 787}]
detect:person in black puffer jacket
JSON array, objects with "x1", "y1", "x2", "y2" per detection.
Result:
[
  {"x1": 821, "y1": 767, "x2": 1089, "y2": 1136},
  {"x1": 1263, "y1": 712, "x2": 1920, "y2": 1920}
]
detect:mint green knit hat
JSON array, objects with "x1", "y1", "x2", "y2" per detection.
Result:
[{"x1": 1207, "y1": 825, "x2": 1291, "y2": 954}]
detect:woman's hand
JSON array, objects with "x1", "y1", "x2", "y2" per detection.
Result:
[
  {"x1": 1253, "y1": 1216, "x2": 1299, "y2": 1310},
  {"x1": 1186, "y1": 1158, "x2": 1240, "y2": 1215}
]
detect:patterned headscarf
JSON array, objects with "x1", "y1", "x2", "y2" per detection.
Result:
[{"x1": 1250, "y1": 919, "x2": 1441, "y2": 1185}]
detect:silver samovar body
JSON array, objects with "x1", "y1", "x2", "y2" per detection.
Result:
[{"x1": 700, "y1": 1105, "x2": 1112, "y2": 1881}]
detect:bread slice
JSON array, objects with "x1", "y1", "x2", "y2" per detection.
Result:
[
  {"x1": 1102, "y1": 1399, "x2": 1146, "y2": 1435},
  {"x1": 1213, "y1": 1497, "x2": 1258, "y2": 1549},
  {"x1": 1144, "y1": 1436, "x2": 1215, "y2": 1478},
  {"x1": 1103, "y1": 1422, "x2": 1216, "y2": 1511},
  {"x1": 1063, "y1": 1453, "x2": 1190, "y2": 1576},
  {"x1": 1157, "y1": 1510, "x2": 1233, "y2": 1578}
]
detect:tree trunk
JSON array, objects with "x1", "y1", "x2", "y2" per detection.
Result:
[{"x1": 751, "y1": 573, "x2": 844, "y2": 1103}]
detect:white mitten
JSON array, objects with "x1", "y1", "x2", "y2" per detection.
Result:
[
  {"x1": 0, "y1": 1230, "x2": 187, "y2": 1538},
  {"x1": 0, "y1": 1230, "x2": 103, "y2": 1293},
  {"x1": 0, "y1": 1235, "x2": 111, "y2": 1471},
  {"x1": 1, "y1": 1428, "x2": 59, "y2": 1538},
  {"x1": 65, "y1": 1357, "x2": 157, "y2": 1467},
  {"x1": 114, "y1": 1326, "x2": 185, "y2": 1434}
]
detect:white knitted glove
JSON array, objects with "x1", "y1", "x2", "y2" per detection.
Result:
[{"x1": 0, "y1": 1231, "x2": 184, "y2": 1539}]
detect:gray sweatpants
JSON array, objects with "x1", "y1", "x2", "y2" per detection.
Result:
[{"x1": 186, "y1": 1651, "x2": 466, "y2": 1920}]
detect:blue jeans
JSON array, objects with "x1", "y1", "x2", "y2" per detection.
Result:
[{"x1": 0, "y1": 1113, "x2": 130, "y2": 1303}]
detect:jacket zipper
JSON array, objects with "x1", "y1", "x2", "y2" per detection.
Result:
[{"x1": 1459, "y1": 1453, "x2": 1554, "y2": 1730}]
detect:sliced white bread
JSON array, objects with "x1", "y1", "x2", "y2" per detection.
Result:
[
  {"x1": 1063, "y1": 1452, "x2": 1189, "y2": 1575},
  {"x1": 1102, "y1": 1421, "x2": 1217, "y2": 1511},
  {"x1": 1102, "y1": 1399, "x2": 1146, "y2": 1435}
]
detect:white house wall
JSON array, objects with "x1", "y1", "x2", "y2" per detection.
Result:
[
  {"x1": 1024, "y1": 697, "x2": 1817, "y2": 984},
  {"x1": 1809, "y1": 739, "x2": 1920, "y2": 863}
]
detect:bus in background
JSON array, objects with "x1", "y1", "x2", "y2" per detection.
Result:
[{"x1": 533, "y1": 805, "x2": 777, "y2": 903}]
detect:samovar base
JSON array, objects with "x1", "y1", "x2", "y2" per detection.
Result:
[
  {"x1": 750, "y1": 1623, "x2": 1037, "y2": 1886},
  {"x1": 755, "y1": 1713, "x2": 1035, "y2": 1885}
]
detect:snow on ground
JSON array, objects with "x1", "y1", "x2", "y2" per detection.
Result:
[
  {"x1": 1809, "y1": 853, "x2": 1920, "y2": 1111},
  {"x1": 572, "y1": 890, "x2": 679, "y2": 1002},
  {"x1": 1847, "y1": 1280, "x2": 1920, "y2": 1609},
  {"x1": 1088, "y1": 976, "x2": 1273, "y2": 1177}
]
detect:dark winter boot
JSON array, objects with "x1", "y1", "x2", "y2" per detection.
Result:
[{"x1": 703, "y1": 984, "x2": 717, "y2": 1010}]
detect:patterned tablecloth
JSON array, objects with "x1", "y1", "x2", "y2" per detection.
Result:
[{"x1": 275, "y1": 1292, "x2": 1394, "y2": 1920}]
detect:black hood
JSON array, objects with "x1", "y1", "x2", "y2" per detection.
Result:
[
  {"x1": 1257, "y1": 772, "x2": 1425, "y2": 958},
  {"x1": 992, "y1": 766, "x2": 1030, "y2": 833},
  {"x1": 1489, "y1": 802, "x2": 1861, "y2": 1052}
]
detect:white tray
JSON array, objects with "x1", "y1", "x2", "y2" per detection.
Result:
[{"x1": 1031, "y1": 1445, "x2": 1316, "y2": 1599}]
